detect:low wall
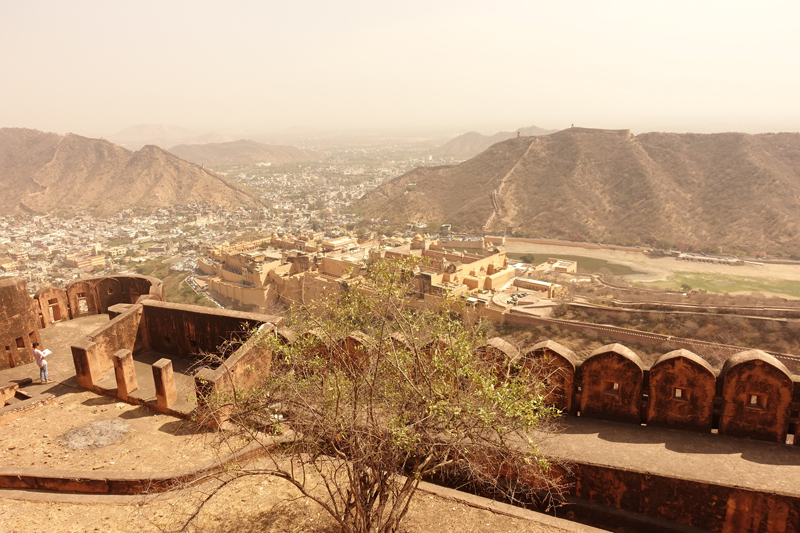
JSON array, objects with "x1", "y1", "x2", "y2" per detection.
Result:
[
  {"x1": 569, "y1": 461, "x2": 799, "y2": 533},
  {"x1": 505, "y1": 238, "x2": 643, "y2": 253},
  {"x1": 194, "y1": 329, "x2": 275, "y2": 426},
  {"x1": 140, "y1": 300, "x2": 282, "y2": 360},
  {"x1": 71, "y1": 305, "x2": 143, "y2": 387},
  {"x1": 439, "y1": 239, "x2": 484, "y2": 249}
]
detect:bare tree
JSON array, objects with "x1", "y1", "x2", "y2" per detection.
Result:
[{"x1": 194, "y1": 256, "x2": 566, "y2": 533}]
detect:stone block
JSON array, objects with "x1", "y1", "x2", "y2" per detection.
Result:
[
  {"x1": 113, "y1": 349, "x2": 138, "y2": 398},
  {"x1": 152, "y1": 358, "x2": 177, "y2": 408},
  {"x1": 0, "y1": 383, "x2": 19, "y2": 406},
  {"x1": 71, "y1": 340, "x2": 102, "y2": 388}
]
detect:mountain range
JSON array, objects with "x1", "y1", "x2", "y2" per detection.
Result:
[
  {"x1": 108, "y1": 124, "x2": 234, "y2": 150},
  {"x1": 0, "y1": 128, "x2": 265, "y2": 216},
  {"x1": 359, "y1": 127, "x2": 800, "y2": 254},
  {"x1": 168, "y1": 139, "x2": 319, "y2": 167}
]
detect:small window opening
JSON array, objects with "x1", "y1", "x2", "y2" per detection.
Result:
[
  {"x1": 163, "y1": 336, "x2": 172, "y2": 345},
  {"x1": 77, "y1": 292, "x2": 85, "y2": 298},
  {"x1": 190, "y1": 339, "x2": 198, "y2": 349},
  {"x1": 747, "y1": 393, "x2": 767, "y2": 410},
  {"x1": 15, "y1": 337, "x2": 25, "y2": 348},
  {"x1": 108, "y1": 288, "x2": 114, "y2": 294},
  {"x1": 674, "y1": 388, "x2": 689, "y2": 401},
  {"x1": 47, "y1": 298, "x2": 58, "y2": 305},
  {"x1": 602, "y1": 380, "x2": 620, "y2": 396}
]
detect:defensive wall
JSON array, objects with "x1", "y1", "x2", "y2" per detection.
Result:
[
  {"x1": 34, "y1": 274, "x2": 165, "y2": 328},
  {"x1": 530, "y1": 337, "x2": 800, "y2": 532},
  {"x1": 256, "y1": 329, "x2": 800, "y2": 532},
  {"x1": 566, "y1": 126, "x2": 632, "y2": 138},
  {"x1": 504, "y1": 237, "x2": 643, "y2": 253},
  {"x1": 521, "y1": 339, "x2": 800, "y2": 443},
  {"x1": 0, "y1": 277, "x2": 41, "y2": 369},
  {"x1": 502, "y1": 308, "x2": 800, "y2": 371},
  {"x1": 612, "y1": 299, "x2": 800, "y2": 319},
  {"x1": 1, "y1": 274, "x2": 163, "y2": 371}
]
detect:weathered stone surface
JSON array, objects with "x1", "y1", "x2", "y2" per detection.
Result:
[
  {"x1": 113, "y1": 349, "x2": 138, "y2": 397},
  {"x1": 647, "y1": 349, "x2": 716, "y2": 431},
  {"x1": 579, "y1": 343, "x2": 644, "y2": 424},
  {"x1": 34, "y1": 286, "x2": 70, "y2": 328},
  {"x1": 61, "y1": 419, "x2": 132, "y2": 450},
  {"x1": 718, "y1": 350, "x2": 793, "y2": 442},
  {"x1": 152, "y1": 358, "x2": 177, "y2": 408},
  {"x1": 522, "y1": 340, "x2": 577, "y2": 414},
  {"x1": 0, "y1": 277, "x2": 41, "y2": 370}
]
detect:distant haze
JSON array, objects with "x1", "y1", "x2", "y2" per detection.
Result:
[{"x1": 2, "y1": 1, "x2": 800, "y2": 138}]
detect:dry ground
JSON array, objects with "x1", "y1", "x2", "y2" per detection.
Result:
[
  {"x1": 0, "y1": 390, "x2": 220, "y2": 473},
  {"x1": 504, "y1": 242, "x2": 800, "y2": 284},
  {"x1": 0, "y1": 389, "x2": 575, "y2": 533},
  {"x1": 0, "y1": 475, "x2": 572, "y2": 533}
]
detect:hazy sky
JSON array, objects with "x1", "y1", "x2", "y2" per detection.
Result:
[{"x1": 2, "y1": 0, "x2": 799, "y2": 137}]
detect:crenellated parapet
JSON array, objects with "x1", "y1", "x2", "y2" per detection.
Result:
[
  {"x1": 272, "y1": 328, "x2": 800, "y2": 445},
  {"x1": 520, "y1": 341, "x2": 800, "y2": 444},
  {"x1": 0, "y1": 277, "x2": 42, "y2": 369}
]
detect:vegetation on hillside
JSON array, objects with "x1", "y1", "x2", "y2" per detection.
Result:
[{"x1": 132, "y1": 257, "x2": 216, "y2": 308}]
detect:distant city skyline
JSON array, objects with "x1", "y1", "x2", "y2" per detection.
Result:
[{"x1": 2, "y1": 0, "x2": 799, "y2": 139}]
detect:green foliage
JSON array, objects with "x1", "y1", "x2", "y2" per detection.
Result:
[
  {"x1": 203, "y1": 256, "x2": 564, "y2": 533},
  {"x1": 642, "y1": 271, "x2": 800, "y2": 299},
  {"x1": 519, "y1": 253, "x2": 536, "y2": 264}
]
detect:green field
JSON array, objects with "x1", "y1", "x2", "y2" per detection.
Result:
[
  {"x1": 640, "y1": 272, "x2": 800, "y2": 298},
  {"x1": 505, "y1": 252, "x2": 642, "y2": 276}
]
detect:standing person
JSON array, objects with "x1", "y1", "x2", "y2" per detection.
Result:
[{"x1": 32, "y1": 342, "x2": 50, "y2": 384}]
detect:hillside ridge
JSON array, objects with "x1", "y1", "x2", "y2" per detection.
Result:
[
  {"x1": 0, "y1": 128, "x2": 264, "y2": 216},
  {"x1": 359, "y1": 128, "x2": 800, "y2": 254}
]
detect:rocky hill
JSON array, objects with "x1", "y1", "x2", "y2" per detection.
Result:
[
  {"x1": 168, "y1": 139, "x2": 319, "y2": 167},
  {"x1": 0, "y1": 128, "x2": 265, "y2": 216},
  {"x1": 434, "y1": 125, "x2": 558, "y2": 160},
  {"x1": 359, "y1": 128, "x2": 800, "y2": 254}
]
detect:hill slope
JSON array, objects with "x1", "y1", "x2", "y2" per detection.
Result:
[
  {"x1": 359, "y1": 128, "x2": 800, "y2": 254},
  {"x1": 168, "y1": 139, "x2": 319, "y2": 166},
  {"x1": 0, "y1": 128, "x2": 264, "y2": 216},
  {"x1": 434, "y1": 125, "x2": 558, "y2": 159}
]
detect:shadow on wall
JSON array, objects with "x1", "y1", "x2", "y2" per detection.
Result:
[
  {"x1": 522, "y1": 339, "x2": 799, "y2": 446},
  {"x1": 34, "y1": 274, "x2": 165, "y2": 328}
]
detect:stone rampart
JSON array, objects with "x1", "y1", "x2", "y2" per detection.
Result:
[
  {"x1": 0, "y1": 277, "x2": 42, "y2": 369},
  {"x1": 522, "y1": 340, "x2": 800, "y2": 444},
  {"x1": 35, "y1": 275, "x2": 164, "y2": 326}
]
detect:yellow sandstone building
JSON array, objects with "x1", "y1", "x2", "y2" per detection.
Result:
[{"x1": 198, "y1": 234, "x2": 518, "y2": 315}]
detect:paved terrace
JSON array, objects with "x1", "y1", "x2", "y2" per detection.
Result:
[
  {"x1": 8, "y1": 315, "x2": 800, "y2": 499},
  {"x1": 1, "y1": 315, "x2": 198, "y2": 415},
  {"x1": 542, "y1": 415, "x2": 800, "y2": 496}
]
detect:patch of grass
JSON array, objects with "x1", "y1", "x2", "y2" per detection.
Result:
[{"x1": 640, "y1": 272, "x2": 800, "y2": 298}]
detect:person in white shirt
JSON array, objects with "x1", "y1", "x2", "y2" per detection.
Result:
[{"x1": 32, "y1": 342, "x2": 50, "y2": 384}]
